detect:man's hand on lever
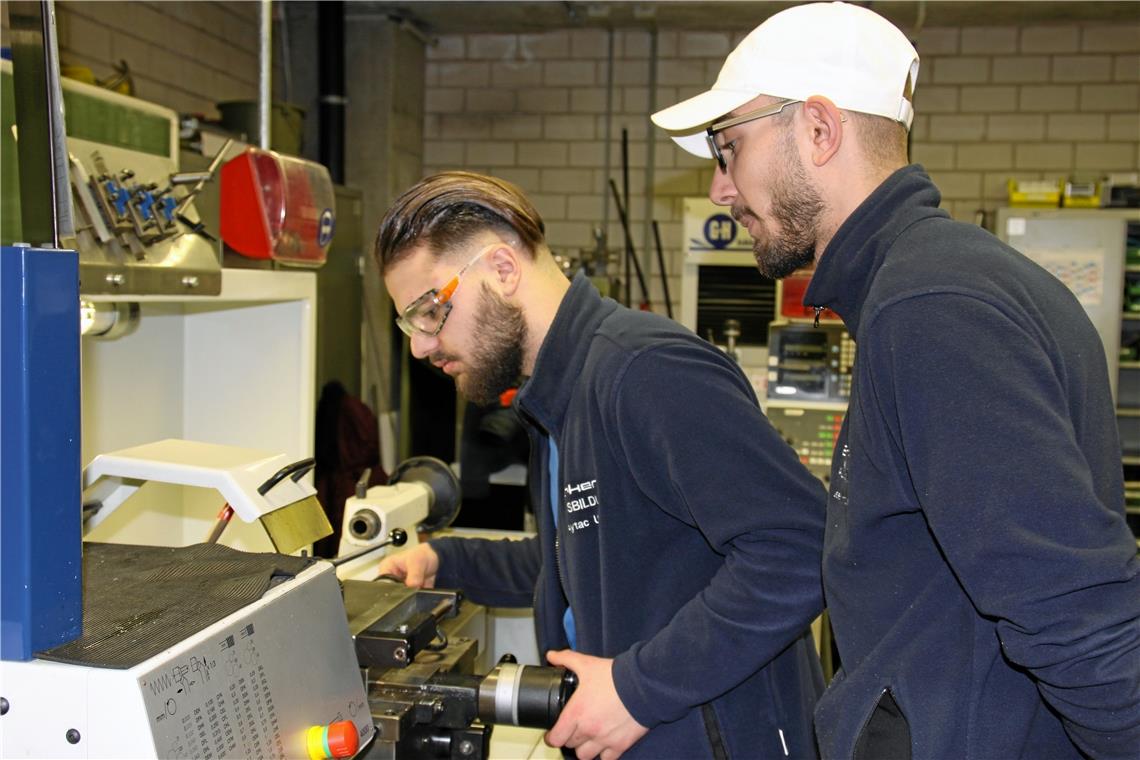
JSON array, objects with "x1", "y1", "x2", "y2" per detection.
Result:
[{"x1": 377, "y1": 542, "x2": 440, "y2": 588}]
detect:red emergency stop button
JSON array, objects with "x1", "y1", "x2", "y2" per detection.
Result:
[{"x1": 306, "y1": 720, "x2": 359, "y2": 759}]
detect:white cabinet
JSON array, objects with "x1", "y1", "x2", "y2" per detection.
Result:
[
  {"x1": 997, "y1": 208, "x2": 1133, "y2": 399},
  {"x1": 82, "y1": 269, "x2": 316, "y2": 551},
  {"x1": 997, "y1": 207, "x2": 1140, "y2": 538}
]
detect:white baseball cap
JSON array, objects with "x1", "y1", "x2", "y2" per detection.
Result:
[{"x1": 652, "y1": 2, "x2": 920, "y2": 158}]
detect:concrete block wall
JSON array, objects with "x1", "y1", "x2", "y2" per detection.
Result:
[
  {"x1": 52, "y1": 1, "x2": 267, "y2": 119},
  {"x1": 5, "y1": 6, "x2": 1137, "y2": 321},
  {"x1": 425, "y1": 28, "x2": 711, "y2": 315},
  {"x1": 911, "y1": 23, "x2": 1140, "y2": 223},
  {"x1": 424, "y1": 23, "x2": 1140, "y2": 317}
]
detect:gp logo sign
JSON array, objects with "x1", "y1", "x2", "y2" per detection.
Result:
[
  {"x1": 318, "y1": 208, "x2": 335, "y2": 247},
  {"x1": 703, "y1": 214, "x2": 737, "y2": 250}
]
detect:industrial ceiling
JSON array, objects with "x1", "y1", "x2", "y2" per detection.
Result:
[{"x1": 359, "y1": 1, "x2": 1140, "y2": 37}]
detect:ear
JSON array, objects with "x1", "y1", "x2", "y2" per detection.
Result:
[
  {"x1": 486, "y1": 243, "x2": 523, "y2": 297},
  {"x1": 801, "y1": 96, "x2": 844, "y2": 167}
]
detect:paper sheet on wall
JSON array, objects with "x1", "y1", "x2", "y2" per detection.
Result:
[{"x1": 1022, "y1": 248, "x2": 1106, "y2": 307}]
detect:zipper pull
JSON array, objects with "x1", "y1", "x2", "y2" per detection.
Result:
[{"x1": 813, "y1": 306, "x2": 824, "y2": 328}]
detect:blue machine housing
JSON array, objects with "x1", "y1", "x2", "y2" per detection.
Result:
[{"x1": 1, "y1": 245, "x2": 82, "y2": 661}]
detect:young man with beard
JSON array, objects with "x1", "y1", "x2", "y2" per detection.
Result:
[
  {"x1": 652, "y1": 3, "x2": 1140, "y2": 759},
  {"x1": 375, "y1": 171, "x2": 828, "y2": 759}
]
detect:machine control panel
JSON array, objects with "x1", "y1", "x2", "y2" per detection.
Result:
[
  {"x1": 0, "y1": 562, "x2": 371, "y2": 760},
  {"x1": 137, "y1": 566, "x2": 370, "y2": 760},
  {"x1": 142, "y1": 624, "x2": 284, "y2": 758},
  {"x1": 766, "y1": 323, "x2": 853, "y2": 484},
  {"x1": 767, "y1": 322, "x2": 855, "y2": 402},
  {"x1": 767, "y1": 405, "x2": 845, "y2": 483}
]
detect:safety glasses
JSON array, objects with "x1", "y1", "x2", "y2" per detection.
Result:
[{"x1": 395, "y1": 247, "x2": 490, "y2": 338}]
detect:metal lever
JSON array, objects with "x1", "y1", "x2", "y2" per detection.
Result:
[
  {"x1": 173, "y1": 137, "x2": 234, "y2": 217},
  {"x1": 330, "y1": 528, "x2": 408, "y2": 567},
  {"x1": 355, "y1": 467, "x2": 372, "y2": 499}
]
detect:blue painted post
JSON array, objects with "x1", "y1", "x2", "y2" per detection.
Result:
[{"x1": 1, "y1": 245, "x2": 82, "y2": 661}]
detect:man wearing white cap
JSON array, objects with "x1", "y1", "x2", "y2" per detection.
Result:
[{"x1": 655, "y1": 2, "x2": 1139, "y2": 759}]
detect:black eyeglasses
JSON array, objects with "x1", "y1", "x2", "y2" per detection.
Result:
[{"x1": 705, "y1": 99, "x2": 800, "y2": 172}]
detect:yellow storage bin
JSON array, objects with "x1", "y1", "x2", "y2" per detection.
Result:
[{"x1": 1007, "y1": 178, "x2": 1062, "y2": 207}]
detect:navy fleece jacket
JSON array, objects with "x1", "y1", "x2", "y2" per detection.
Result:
[
  {"x1": 806, "y1": 165, "x2": 1140, "y2": 759},
  {"x1": 432, "y1": 274, "x2": 828, "y2": 759}
]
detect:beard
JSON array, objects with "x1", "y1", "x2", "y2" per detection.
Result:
[
  {"x1": 431, "y1": 283, "x2": 527, "y2": 405},
  {"x1": 734, "y1": 129, "x2": 827, "y2": 280}
]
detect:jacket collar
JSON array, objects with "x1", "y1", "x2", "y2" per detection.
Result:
[
  {"x1": 515, "y1": 272, "x2": 616, "y2": 439},
  {"x1": 804, "y1": 164, "x2": 945, "y2": 336}
]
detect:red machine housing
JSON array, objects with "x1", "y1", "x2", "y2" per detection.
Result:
[
  {"x1": 220, "y1": 147, "x2": 335, "y2": 267},
  {"x1": 778, "y1": 267, "x2": 841, "y2": 323}
]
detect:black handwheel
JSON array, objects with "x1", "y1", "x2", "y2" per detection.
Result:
[{"x1": 388, "y1": 456, "x2": 462, "y2": 532}]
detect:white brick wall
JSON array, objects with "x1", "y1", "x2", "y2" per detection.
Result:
[
  {"x1": 913, "y1": 23, "x2": 1140, "y2": 220},
  {"x1": 423, "y1": 28, "x2": 735, "y2": 315},
  {"x1": 423, "y1": 22, "x2": 1140, "y2": 317}
]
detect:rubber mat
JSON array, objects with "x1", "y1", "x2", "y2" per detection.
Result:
[{"x1": 38, "y1": 542, "x2": 314, "y2": 669}]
